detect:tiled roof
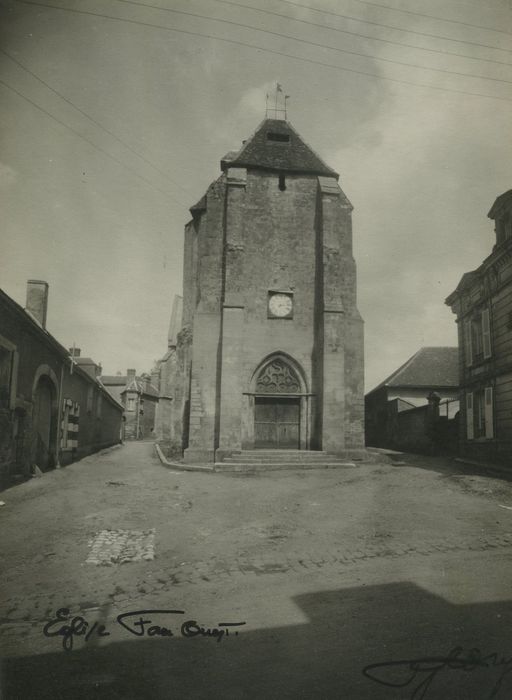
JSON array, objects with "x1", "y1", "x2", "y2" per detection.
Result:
[
  {"x1": 370, "y1": 347, "x2": 459, "y2": 393},
  {"x1": 221, "y1": 119, "x2": 338, "y2": 177}
]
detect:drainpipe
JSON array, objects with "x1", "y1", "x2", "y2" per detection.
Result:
[
  {"x1": 136, "y1": 389, "x2": 141, "y2": 440},
  {"x1": 55, "y1": 360, "x2": 65, "y2": 467}
]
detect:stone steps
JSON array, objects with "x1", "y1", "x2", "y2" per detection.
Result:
[
  {"x1": 215, "y1": 449, "x2": 358, "y2": 472},
  {"x1": 222, "y1": 455, "x2": 348, "y2": 464},
  {"x1": 215, "y1": 460, "x2": 357, "y2": 472}
]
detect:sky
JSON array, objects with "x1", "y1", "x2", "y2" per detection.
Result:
[{"x1": 1, "y1": 0, "x2": 511, "y2": 390}]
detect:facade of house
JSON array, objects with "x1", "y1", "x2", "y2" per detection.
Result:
[
  {"x1": 446, "y1": 189, "x2": 512, "y2": 464},
  {"x1": 0, "y1": 281, "x2": 123, "y2": 488},
  {"x1": 164, "y1": 116, "x2": 365, "y2": 463},
  {"x1": 365, "y1": 347, "x2": 459, "y2": 452},
  {"x1": 101, "y1": 370, "x2": 159, "y2": 440}
]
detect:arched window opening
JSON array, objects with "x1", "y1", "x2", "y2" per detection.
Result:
[{"x1": 255, "y1": 358, "x2": 300, "y2": 394}]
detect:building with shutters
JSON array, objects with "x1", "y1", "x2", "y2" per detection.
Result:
[
  {"x1": 165, "y1": 111, "x2": 365, "y2": 464},
  {"x1": 446, "y1": 189, "x2": 512, "y2": 464}
]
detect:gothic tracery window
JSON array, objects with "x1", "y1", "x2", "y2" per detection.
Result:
[{"x1": 255, "y1": 358, "x2": 300, "y2": 393}]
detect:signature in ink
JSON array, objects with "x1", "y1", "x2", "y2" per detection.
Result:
[
  {"x1": 42, "y1": 607, "x2": 110, "y2": 651},
  {"x1": 362, "y1": 646, "x2": 512, "y2": 699},
  {"x1": 43, "y1": 607, "x2": 246, "y2": 651}
]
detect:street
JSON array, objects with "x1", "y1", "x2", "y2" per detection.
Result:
[{"x1": 2, "y1": 443, "x2": 512, "y2": 699}]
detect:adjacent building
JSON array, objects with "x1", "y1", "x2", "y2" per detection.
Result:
[
  {"x1": 446, "y1": 189, "x2": 512, "y2": 464},
  {"x1": 0, "y1": 281, "x2": 123, "y2": 488},
  {"x1": 153, "y1": 295, "x2": 183, "y2": 448},
  {"x1": 164, "y1": 115, "x2": 365, "y2": 463},
  {"x1": 365, "y1": 347, "x2": 459, "y2": 453},
  {"x1": 101, "y1": 370, "x2": 159, "y2": 440}
]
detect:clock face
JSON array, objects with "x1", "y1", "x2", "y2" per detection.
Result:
[{"x1": 268, "y1": 293, "x2": 293, "y2": 318}]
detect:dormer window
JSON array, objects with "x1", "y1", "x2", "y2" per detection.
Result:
[
  {"x1": 496, "y1": 211, "x2": 512, "y2": 245},
  {"x1": 266, "y1": 132, "x2": 290, "y2": 143}
]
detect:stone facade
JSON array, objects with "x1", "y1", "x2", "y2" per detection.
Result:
[
  {"x1": 164, "y1": 118, "x2": 365, "y2": 463},
  {"x1": 446, "y1": 190, "x2": 512, "y2": 465}
]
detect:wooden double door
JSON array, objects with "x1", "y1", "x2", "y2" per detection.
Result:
[{"x1": 254, "y1": 397, "x2": 300, "y2": 449}]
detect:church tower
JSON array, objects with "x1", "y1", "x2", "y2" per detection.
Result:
[{"x1": 169, "y1": 114, "x2": 365, "y2": 463}]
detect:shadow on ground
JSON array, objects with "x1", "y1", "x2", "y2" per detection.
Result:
[
  {"x1": 3, "y1": 582, "x2": 512, "y2": 699},
  {"x1": 388, "y1": 452, "x2": 512, "y2": 485}
]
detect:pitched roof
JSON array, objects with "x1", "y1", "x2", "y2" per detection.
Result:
[
  {"x1": 370, "y1": 347, "x2": 459, "y2": 393},
  {"x1": 99, "y1": 375, "x2": 159, "y2": 398},
  {"x1": 221, "y1": 118, "x2": 338, "y2": 177}
]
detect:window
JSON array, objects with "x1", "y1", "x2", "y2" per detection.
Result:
[
  {"x1": 0, "y1": 346, "x2": 13, "y2": 409},
  {"x1": 127, "y1": 397, "x2": 135, "y2": 412},
  {"x1": 278, "y1": 174, "x2": 286, "y2": 191},
  {"x1": 266, "y1": 132, "x2": 290, "y2": 143},
  {"x1": 466, "y1": 387, "x2": 493, "y2": 440},
  {"x1": 0, "y1": 337, "x2": 16, "y2": 410},
  {"x1": 464, "y1": 307, "x2": 491, "y2": 366},
  {"x1": 96, "y1": 395, "x2": 102, "y2": 419},
  {"x1": 496, "y1": 212, "x2": 512, "y2": 245},
  {"x1": 61, "y1": 399, "x2": 79, "y2": 449}
]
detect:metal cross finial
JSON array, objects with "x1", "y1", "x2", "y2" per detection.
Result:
[{"x1": 265, "y1": 83, "x2": 290, "y2": 119}]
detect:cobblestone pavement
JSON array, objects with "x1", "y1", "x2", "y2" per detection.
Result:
[
  {"x1": 86, "y1": 529, "x2": 156, "y2": 566},
  {"x1": 2, "y1": 443, "x2": 512, "y2": 699}
]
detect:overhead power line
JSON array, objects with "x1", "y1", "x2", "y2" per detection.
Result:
[
  {"x1": 349, "y1": 0, "x2": 512, "y2": 37},
  {"x1": 274, "y1": 0, "x2": 512, "y2": 53},
  {"x1": 13, "y1": 0, "x2": 512, "y2": 103},
  {"x1": 0, "y1": 48, "x2": 194, "y2": 199},
  {"x1": 111, "y1": 0, "x2": 512, "y2": 86},
  {"x1": 0, "y1": 78, "x2": 182, "y2": 202},
  {"x1": 207, "y1": 0, "x2": 512, "y2": 67}
]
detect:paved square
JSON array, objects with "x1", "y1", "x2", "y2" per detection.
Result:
[{"x1": 86, "y1": 528, "x2": 155, "y2": 565}]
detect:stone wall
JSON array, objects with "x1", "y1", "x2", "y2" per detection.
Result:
[{"x1": 0, "y1": 292, "x2": 123, "y2": 487}]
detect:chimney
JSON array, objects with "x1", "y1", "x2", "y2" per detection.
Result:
[
  {"x1": 26, "y1": 280, "x2": 49, "y2": 329},
  {"x1": 69, "y1": 347, "x2": 81, "y2": 358},
  {"x1": 127, "y1": 369, "x2": 136, "y2": 381}
]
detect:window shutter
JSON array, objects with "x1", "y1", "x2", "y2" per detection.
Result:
[
  {"x1": 482, "y1": 308, "x2": 491, "y2": 359},
  {"x1": 484, "y1": 386, "x2": 494, "y2": 439},
  {"x1": 466, "y1": 392, "x2": 474, "y2": 440},
  {"x1": 464, "y1": 320, "x2": 473, "y2": 366}
]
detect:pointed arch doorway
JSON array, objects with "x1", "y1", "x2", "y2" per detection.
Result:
[{"x1": 251, "y1": 355, "x2": 305, "y2": 450}]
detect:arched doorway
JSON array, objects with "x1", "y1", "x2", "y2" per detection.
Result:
[
  {"x1": 32, "y1": 375, "x2": 56, "y2": 470},
  {"x1": 252, "y1": 356, "x2": 303, "y2": 449}
]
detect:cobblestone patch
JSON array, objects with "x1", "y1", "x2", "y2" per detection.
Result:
[
  {"x1": 3, "y1": 531, "x2": 512, "y2": 631},
  {"x1": 86, "y1": 529, "x2": 155, "y2": 566}
]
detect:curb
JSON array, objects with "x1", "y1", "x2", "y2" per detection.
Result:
[
  {"x1": 454, "y1": 457, "x2": 512, "y2": 480},
  {"x1": 154, "y1": 443, "x2": 215, "y2": 473}
]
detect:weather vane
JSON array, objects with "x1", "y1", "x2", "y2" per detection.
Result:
[{"x1": 266, "y1": 83, "x2": 290, "y2": 119}]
